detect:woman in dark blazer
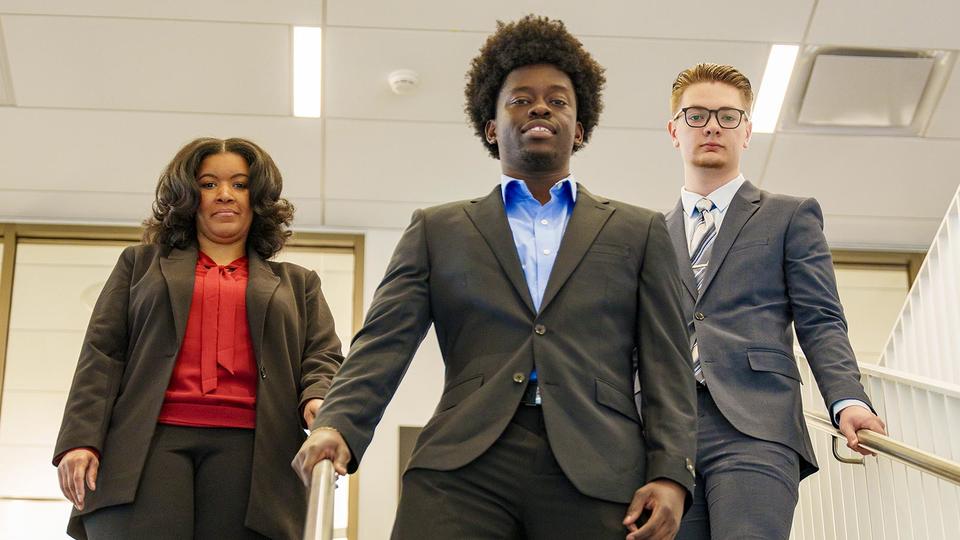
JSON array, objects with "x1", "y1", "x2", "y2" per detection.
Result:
[{"x1": 53, "y1": 137, "x2": 344, "y2": 539}]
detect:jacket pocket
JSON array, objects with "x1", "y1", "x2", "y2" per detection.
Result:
[
  {"x1": 595, "y1": 377, "x2": 641, "y2": 424},
  {"x1": 436, "y1": 374, "x2": 483, "y2": 412},
  {"x1": 729, "y1": 237, "x2": 769, "y2": 253},
  {"x1": 587, "y1": 242, "x2": 633, "y2": 260},
  {"x1": 747, "y1": 348, "x2": 802, "y2": 383}
]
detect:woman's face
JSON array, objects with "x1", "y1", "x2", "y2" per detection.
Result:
[{"x1": 195, "y1": 152, "x2": 253, "y2": 249}]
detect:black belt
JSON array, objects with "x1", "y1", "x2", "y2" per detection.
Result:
[{"x1": 520, "y1": 379, "x2": 541, "y2": 406}]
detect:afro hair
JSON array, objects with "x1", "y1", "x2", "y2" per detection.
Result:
[{"x1": 464, "y1": 15, "x2": 606, "y2": 159}]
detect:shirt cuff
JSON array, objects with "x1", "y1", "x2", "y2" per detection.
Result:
[{"x1": 831, "y1": 399, "x2": 871, "y2": 426}]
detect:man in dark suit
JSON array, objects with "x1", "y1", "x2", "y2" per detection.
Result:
[
  {"x1": 293, "y1": 16, "x2": 696, "y2": 540},
  {"x1": 663, "y1": 63, "x2": 888, "y2": 539}
]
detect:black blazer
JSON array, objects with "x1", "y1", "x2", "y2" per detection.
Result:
[
  {"x1": 54, "y1": 243, "x2": 344, "y2": 539},
  {"x1": 316, "y1": 185, "x2": 698, "y2": 504}
]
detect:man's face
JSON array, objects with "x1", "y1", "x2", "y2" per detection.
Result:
[
  {"x1": 484, "y1": 64, "x2": 584, "y2": 175},
  {"x1": 668, "y1": 82, "x2": 752, "y2": 173}
]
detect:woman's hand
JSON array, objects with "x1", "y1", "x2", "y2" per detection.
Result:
[
  {"x1": 302, "y1": 398, "x2": 324, "y2": 427},
  {"x1": 57, "y1": 448, "x2": 99, "y2": 510}
]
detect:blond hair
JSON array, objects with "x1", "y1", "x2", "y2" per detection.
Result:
[{"x1": 670, "y1": 63, "x2": 754, "y2": 114}]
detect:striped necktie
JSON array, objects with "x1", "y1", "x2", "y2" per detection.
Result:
[{"x1": 689, "y1": 198, "x2": 716, "y2": 384}]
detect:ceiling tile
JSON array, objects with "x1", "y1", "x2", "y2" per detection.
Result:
[
  {"x1": 0, "y1": 1, "x2": 323, "y2": 25},
  {"x1": 761, "y1": 134, "x2": 960, "y2": 219},
  {"x1": 3, "y1": 15, "x2": 291, "y2": 114},
  {"x1": 582, "y1": 37, "x2": 769, "y2": 130},
  {"x1": 823, "y1": 215, "x2": 939, "y2": 250},
  {"x1": 327, "y1": 0, "x2": 813, "y2": 43},
  {"x1": 0, "y1": 108, "x2": 322, "y2": 197},
  {"x1": 324, "y1": 118, "x2": 499, "y2": 203},
  {"x1": 807, "y1": 0, "x2": 960, "y2": 49},
  {"x1": 324, "y1": 27, "x2": 485, "y2": 122},
  {"x1": 324, "y1": 199, "x2": 424, "y2": 229}
]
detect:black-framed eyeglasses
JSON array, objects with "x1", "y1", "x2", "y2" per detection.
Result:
[{"x1": 672, "y1": 107, "x2": 748, "y2": 129}]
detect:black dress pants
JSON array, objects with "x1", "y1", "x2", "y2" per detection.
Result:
[
  {"x1": 83, "y1": 424, "x2": 269, "y2": 540},
  {"x1": 391, "y1": 405, "x2": 630, "y2": 540}
]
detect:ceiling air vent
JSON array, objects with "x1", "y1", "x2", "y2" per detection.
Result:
[
  {"x1": 779, "y1": 46, "x2": 954, "y2": 136},
  {"x1": 0, "y1": 19, "x2": 14, "y2": 106}
]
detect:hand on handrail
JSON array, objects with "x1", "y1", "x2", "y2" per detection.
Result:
[
  {"x1": 292, "y1": 427, "x2": 351, "y2": 486},
  {"x1": 838, "y1": 406, "x2": 887, "y2": 456}
]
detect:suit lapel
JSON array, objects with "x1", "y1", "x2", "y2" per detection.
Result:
[
  {"x1": 159, "y1": 245, "x2": 198, "y2": 346},
  {"x1": 698, "y1": 180, "x2": 761, "y2": 295},
  {"x1": 246, "y1": 250, "x2": 281, "y2": 363},
  {"x1": 665, "y1": 200, "x2": 698, "y2": 301},
  {"x1": 463, "y1": 186, "x2": 537, "y2": 315},
  {"x1": 538, "y1": 186, "x2": 613, "y2": 314}
]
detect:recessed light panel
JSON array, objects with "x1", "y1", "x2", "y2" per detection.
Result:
[{"x1": 799, "y1": 54, "x2": 933, "y2": 127}]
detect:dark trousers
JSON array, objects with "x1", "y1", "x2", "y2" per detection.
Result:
[
  {"x1": 391, "y1": 405, "x2": 629, "y2": 540},
  {"x1": 676, "y1": 386, "x2": 801, "y2": 540},
  {"x1": 83, "y1": 424, "x2": 268, "y2": 540}
]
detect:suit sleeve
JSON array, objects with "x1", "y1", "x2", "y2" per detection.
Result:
[
  {"x1": 52, "y1": 246, "x2": 134, "y2": 465},
  {"x1": 296, "y1": 270, "x2": 346, "y2": 423},
  {"x1": 312, "y1": 209, "x2": 434, "y2": 471},
  {"x1": 785, "y1": 198, "x2": 873, "y2": 415},
  {"x1": 636, "y1": 213, "x2": 698, "y2": 501}
]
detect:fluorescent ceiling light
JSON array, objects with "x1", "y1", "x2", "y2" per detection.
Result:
[
  {"x1": 293, "y1": 26, "x2": 321, "y2": 118},
  {"x1": 752, "y1": 44, "x2": 799, "y2": 133}
]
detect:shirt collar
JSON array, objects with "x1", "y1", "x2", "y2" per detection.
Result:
[
  {"x1": 501, "y1": 174, "x2": 577, "y2": 205},
  {"x1": 197, "y1": 250, "x2": 248, "y2": 270},
  {"x1": 681, "y1": 174, "x2": 746, "y2": 218}
]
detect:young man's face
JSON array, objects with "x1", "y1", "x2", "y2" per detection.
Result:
[
  {"x1": 668, "y1": 81, "x2": 752, "y2": 175},
  {"x1": 484, "y1": 63, "x2": 584, "y2": 176}
]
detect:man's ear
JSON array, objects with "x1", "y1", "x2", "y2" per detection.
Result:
[
  {"x1": 485, "y1": 119, "x2": 497, "y2": 145},
  {"x1": 667, "y1": 120, "x2": 680, "y2": 148},
  {"x1": 743, "y1": 119, "x2": 752, "y2": 149}
]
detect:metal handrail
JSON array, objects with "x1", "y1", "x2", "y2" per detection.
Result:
[
  {"x1": 804, "y1": 410, "x2": 960, "y2": 486},
  {"x1": 303, "y1": 460, "x2": 336, "y2": 540}
]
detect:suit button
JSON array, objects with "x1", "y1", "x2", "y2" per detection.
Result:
[
  {"x1": 513, "y1": 373, "x2": 526, "y2": 383},
  {"x1": 534, "y1": 324, "x2": 546, "y2": 335},
  {"x1": 694, "y1": 312, "x2": 705, "y2": 321}
]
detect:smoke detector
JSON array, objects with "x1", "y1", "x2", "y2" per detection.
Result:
[{"x1": 387, "y1": 69, "x2": 419, "y2": 95}]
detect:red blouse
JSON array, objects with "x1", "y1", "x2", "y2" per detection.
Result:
[{"x1": 156, "y1": 251, "x2": 258, "y2": 429}]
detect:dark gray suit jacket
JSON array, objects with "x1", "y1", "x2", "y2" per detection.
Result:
[
  {"x1": 54, "y1": 243, "x2": 344, "y2": 540},
  {"x1": 316, "y1": 184, "x2": 698, "y2": 504},
  {"x1": 665, "y1": 180, "x2": 872, "y2": 478}
]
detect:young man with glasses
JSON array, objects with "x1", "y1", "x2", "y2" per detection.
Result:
[{"x1": 663, "y1": 63, "x2": 887, "y2": 539}]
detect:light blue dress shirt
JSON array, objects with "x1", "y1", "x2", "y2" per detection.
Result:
[
  {"x1": 501, "y1": 174, "x2": 577, "y2": 396},
  {"x1": 500, "y1": 175, "x2": 577, "y2": 313}
]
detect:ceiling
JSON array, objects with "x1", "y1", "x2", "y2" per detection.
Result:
[{"x1": 0, "y1": 0, "x2": 958, "y2": 249}]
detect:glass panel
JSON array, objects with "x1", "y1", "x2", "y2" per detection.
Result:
[
  {"x1": 0, "y1": 499, "x2": 73, "y2": 539},
  {"x1": 272, "y1": 247, "x2": 355, "y2": 537},
  {"x1": 834, "y1": 264, "x2": 910, "y2": 364},
  {"x1": 0, "y1": 242, "x2": 130, "y2": 501}
]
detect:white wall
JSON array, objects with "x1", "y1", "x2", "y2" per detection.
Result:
[{"x1": 351, "y1": 227, "x2": 444, "y2": 540}]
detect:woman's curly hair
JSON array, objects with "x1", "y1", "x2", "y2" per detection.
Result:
[
  {"x1": 464, "y1": 15, "x2": 606, "y2": 159},
  {"x1": 142, "y1": 137, "x2": 294, "y2": 259}
]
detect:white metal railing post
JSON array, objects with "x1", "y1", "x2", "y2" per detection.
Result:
[
  {"x1": 880, "y1": 182, "x2": 960, "y2": 385},
  {"x1": 303, "y1": 460, "x2": 336, "y2": 540}
]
